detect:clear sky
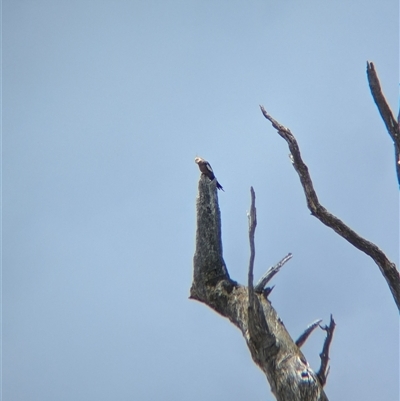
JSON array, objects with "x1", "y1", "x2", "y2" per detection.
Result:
[{"x1": 2, "y1": 1, "x2": 399, "y2": 400}]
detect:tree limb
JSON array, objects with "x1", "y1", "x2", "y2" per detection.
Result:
[
  {"x1": 255, "y1": 253, "x2": 293, "y2": 293},
  {"x1": 191, "y1": 175, "x2": 329, "y2": 400},
  {"x1": 260, "y1": 105, "x2": 400, "y2": 312},
  {"x1": 317, "y1": 315, "x2": 336, "y2": 387},
  {"x1": 296, "y1": 319, "x2": 323, "y2": 348},
  {"x1": 366, "y1": 61, "x2": 400, "y2": 185},
  {"x1": 248, "y1": 186, "x2": 257, "y2": 306}
]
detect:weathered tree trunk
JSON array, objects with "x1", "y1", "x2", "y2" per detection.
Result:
[
  {"x1": 190, "y1": 62, "x2": 397, "y2": 400},
  {"x1": 190, "y1": 176, "x2": 329, "y2": 401}
]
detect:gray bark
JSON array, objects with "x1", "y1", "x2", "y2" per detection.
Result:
[
  {"x1": 260, "y1": 105, "x2": 400, "y2": 312},
  {"x1": 190, "y1": 176, "x2": 329, "y2": 401}
]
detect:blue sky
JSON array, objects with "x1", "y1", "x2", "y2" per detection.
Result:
[{"x1": 2, "y1": 1, "x2": 399, "y2": 400}]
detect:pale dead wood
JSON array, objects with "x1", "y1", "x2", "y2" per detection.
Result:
[{"x1": 255, "y1": 253, "x2": 293, "y2": 293}]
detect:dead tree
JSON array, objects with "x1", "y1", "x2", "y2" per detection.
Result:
[
  {"x1": 191, "y1": 177, "x2": 334, "y2": 401},
  {"x1": 190, "y1": 62, "x2": 398, "y2": 401}
]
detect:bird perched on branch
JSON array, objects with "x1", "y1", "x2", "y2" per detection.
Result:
[{"x1": 194, "y1": 157, "x2": 224, "y2": 191}]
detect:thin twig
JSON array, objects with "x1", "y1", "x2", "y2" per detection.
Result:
[
  {"x1": 260, "y1": 105, "x2": 400, "y2": 312},
  {"x1": 262, "y1": 286, "x2": 275, "y2": 298},
  {"x1": 255, "y1": 253, "x2": 293, "y2": 293},
  {"x1": 366, "y1": 61, "x2": 400, "y2": 185},
  {"x1": 246, "y1": 187, "x2": 273, "y2": 353},
  {"x1": 317, "y1": 315, "x2": 336, "y2": 387},
  {"x1": 295, "y1": 319, "x2": 323, "y2": 348},
  {"x1": 248, "y1": 187, "x2": 257, "y2": 306}
]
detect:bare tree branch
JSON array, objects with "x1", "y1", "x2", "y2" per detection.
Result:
[
  {"x1": 246, "y1": 187, "x2": 281, "y2": 389},
  {"x1": 248, "y1": 186, "x2": 257, "y2": 306},
  {"x1": 191, "y1": 175, "x2": 329, "y2": 400},
  {"x1": 366, "y1": 61, "x2": 400, "y2": 184},
  {"x1": 255, "y1": 253, "x2": 293, "y2": 293},
  {"x1": 317, "y1": 315, "x2": 336, "y2": 387},
  {"x1": 296, "y1": 319, "x2": 323, "y2": 348},
  {"x1": 260, "y1": 105, "x2": 400, "y2": 312}
]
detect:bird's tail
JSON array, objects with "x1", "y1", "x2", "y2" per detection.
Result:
[{"x1": 216, "y1": 181, "x2": 224, "y2": 191}]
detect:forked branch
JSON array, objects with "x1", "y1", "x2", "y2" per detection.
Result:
[
  {"x1": 260, "y1": 105, "x2": 400, "y2": 312},
  {"x1": 317, "y1": 315, "x2": 336, "y2": 386},
  {"x1": 191, "y1": 175, "x2": 330, "y2": 400}
]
